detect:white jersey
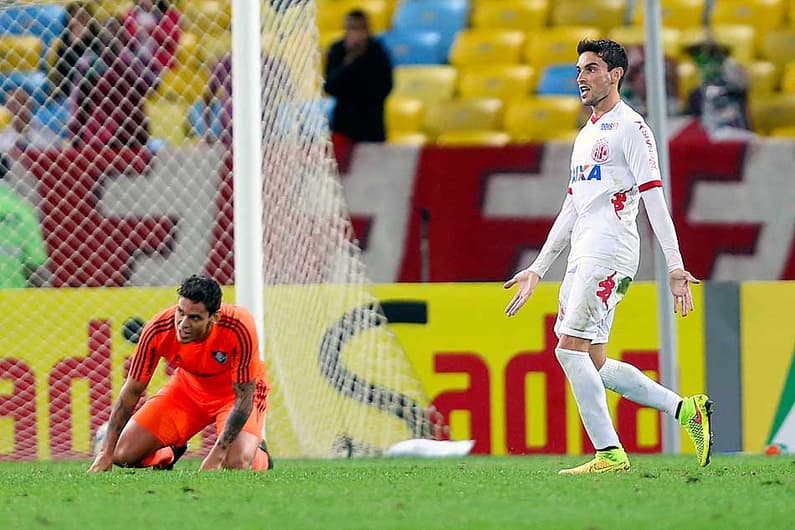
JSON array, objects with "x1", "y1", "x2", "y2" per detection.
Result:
[{"x1": 566, "y1": 101, "x2": 663, "y2": 278}]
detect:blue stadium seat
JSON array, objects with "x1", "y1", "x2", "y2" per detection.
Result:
[
  {"x1": 0, "y1": 71, "x2": 49, "y2": 105},
  {"x1": 391, "y1": 0, "x2": 470, "y2": 60},
  {"x1": 379, "y1": 31, "x2": 444, "y2": 65},
  {"x1": 188, "y1": 101, "x2": 222, "y2": 139},
  {"x1": 537, "y1": 64, "x2": 579, "y2": 96},
  {"x1": 0, "y1": 6, "x2": 66, "y2": 49},
  {"x1": 34, "y1": 97, "x2": 70, "y2": 137}
]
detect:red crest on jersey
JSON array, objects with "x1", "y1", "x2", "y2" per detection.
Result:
[{"x1": 592, "y1": 138, "x2": 609, "y2": 163}]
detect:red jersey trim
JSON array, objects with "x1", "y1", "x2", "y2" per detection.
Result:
[
  {"x1": 567, "y1": 187, "x2": 572, "y2": 194},
  {"x1": 217, "y1": 316, "x2": 255, "y2": 383},
  {"x1": 129, "y1": 317, "x2": 172, "y2": 381},
  {"x1": 639, "y1": 180, "x2": 663, "y2": 192}
]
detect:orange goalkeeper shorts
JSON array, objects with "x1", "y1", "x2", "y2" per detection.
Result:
[{"x1": 131, "y1": 375, "x2": 269, "y2": 447}]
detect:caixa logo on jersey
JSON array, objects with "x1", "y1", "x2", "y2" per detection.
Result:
[{"x1": 570, "y1": 164, "x2": 602, "y2": 183}]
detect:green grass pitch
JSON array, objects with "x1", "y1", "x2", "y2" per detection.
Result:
[{"x1": 1, "y1": 455, "x2": 793, "y2": 529}]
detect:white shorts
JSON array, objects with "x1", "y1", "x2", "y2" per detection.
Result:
[{"x1": 554, "y1": 261, "x2": 631, "y2": 345}]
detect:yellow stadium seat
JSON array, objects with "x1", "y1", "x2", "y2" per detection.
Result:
[
  {"x1": 392, "y1": 65, "x2": 458, "y2": 106},
  {"x1": 608, "y1": 25, "x2": 683, "y2": 59},
  {"x1": 176, "y1": 32, "x2": 201, "y2": 70},
  {"x1": 470, "y1": 0, "x2": 549, "y2": 31},
  {"x1": 523, "y1": 26, "x2": 602, "y2": 73},
  {"x1": 680, "y1": 25, "x2": 756, "y2": 64},
  {"x1": 198, "y1": 33, "x2": 231, "y2": 66},
  {"x1": 709, "y1": 0, "x2": 786, "y2": 36},
  {"x1": 184, "y1": 0, "x2": 231, "y2": 35},
  {"x1": 779, "y1": 62, "x2": 795, "y2": 93},
  {"x1": 550, "y1": 0, "x2": 627, "y2": 32},
  {"x1": 98, "y1": 0, "x2": 132, "y2": 19},
  {"x1": 760, "y1": 29, "x2": 795, "y2": 72},
  {"x1": 0, "y1": 35, "x2": 42, "y2": 73},
  {"x1": 770, "y1": 126, "x2": 795, "y2": 137},
  {"x1": 746, "y1": 61, "x2": 778, "y2": 97},
  {"x1": 386, "y1": 96, "x2": 425, "y2": 135},
  {"x1": 388, "y1": 132, "x2": 429, "y2": 145},
  {"x1": 676, "y1": 60, "x2": 700, "y2": 103},
  {"x1": 423, "y1": 98, "x2": 503, "y2": 139},
  {"x1": 632, "y1": 0, "x2": 707, "y2": 29},
  {"x1": 749, "y1": 93, "x2": 795, "y2": 135},
  {"x1": 457, "y1": 64, "x2": 536, "y2": 102},
  {"x1": 503, "y1": 96, "x2": 582, "y2": 142},
  {"x1": 435, "y1": 129, "x2": 512, "y2": 146},
  {"x1": 0, "y1": 105, "x2": 12, "y2": 129},
  {"x1": 145, "y1": 97, "x2": 189, "y2": 146},
  {"x1": 449, "y1": 30, "x2": 525, "y2": 67},
  {"x1": 157, "y1": 66, "x2": 211, "y2": 105},
  {"x1": 317, "y1": 1, "x2": 391, "y2": 33}
]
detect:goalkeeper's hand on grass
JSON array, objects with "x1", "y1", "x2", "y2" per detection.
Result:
[{"x1": 87, "y1": 451, "x2": 113, "y2": 473}]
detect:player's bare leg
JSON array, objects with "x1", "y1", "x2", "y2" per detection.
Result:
[
  {"x1": 113, "y1": 419, "x2": 182, "y2": 469},
  {"x1": 223, "y1": 431, "x2": 268, "y2": 470},
  {"x1": 556, "y1": 335, "x2": 629, "y2": 474}
]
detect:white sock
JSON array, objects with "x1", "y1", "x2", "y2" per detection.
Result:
[
  {"x1": 555, "y1": 347, "x2": 620, "y2": 450},
  {"x1": 599, "y1": 358, "x2": 681, "y2": 418}
]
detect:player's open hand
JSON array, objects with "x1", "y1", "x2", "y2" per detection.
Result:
[
  {"x1": 87, "y1": 451, "x2": 113, "y2": 473},
  {"x1": 503, "y1": 269, "x2": 541, "y2": 317},
  {"x1": 669, "y1": 268, "x2": 700, "y2": 317}
]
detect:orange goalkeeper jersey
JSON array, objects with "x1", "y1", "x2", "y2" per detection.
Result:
[{"x1": 128, "y1": 303, "x2": 268, "y2": 399}]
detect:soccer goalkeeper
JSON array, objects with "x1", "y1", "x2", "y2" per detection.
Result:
[{"x1": 89, "y1": 275, "x2": 272, "y2": 472}]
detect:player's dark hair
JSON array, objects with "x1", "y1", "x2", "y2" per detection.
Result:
[
  {"x1": 346, "y1": 9, "x2": 369, "y2": 25},
  {"x1": 577, "y1": 39, "x2": 629, "y2": 89},
  {"x1": 178, "y1": 275, "x2": 222, "y2": 315}
]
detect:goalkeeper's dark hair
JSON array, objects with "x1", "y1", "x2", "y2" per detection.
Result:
[
  {"x1": 577, "y1": 39, "x2": 629, "y2": 90},
  {"x1": 178, "y1": 275, "x2": 222, "y2": 314}
]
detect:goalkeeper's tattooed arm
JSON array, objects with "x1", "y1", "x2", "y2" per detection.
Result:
[
  {"x1": 88, "y1": 378, "x2": 147, "y2": 472},
  {"x1": 200, "y1": 381, "x2": 255, "y2": 470}
]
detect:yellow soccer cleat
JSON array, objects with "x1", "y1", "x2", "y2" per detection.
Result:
[
  {"x1": 558, "y1": 447, "x2": 631, "y2": 475},
  {"x1": 679, "y1": 394, "x2": 714, "y2": 467}
]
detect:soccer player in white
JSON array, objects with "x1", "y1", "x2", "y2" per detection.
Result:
[{"x1": 504, "y1": 40, "x2": 712, "y2": 474}]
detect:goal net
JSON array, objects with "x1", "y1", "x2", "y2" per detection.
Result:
[{"x1": 0, "y1": 0, "x2": 437, "y2": 460}]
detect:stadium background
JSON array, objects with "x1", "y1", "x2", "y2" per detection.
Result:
[{"x1": 0, "y1": 0, "x2": 793, "y2": 460}]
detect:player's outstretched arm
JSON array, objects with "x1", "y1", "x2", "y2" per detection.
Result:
[
  {"x1": 200, "y1": 380, "x2": 255, "y2": 471},
  {"x1": 504, "y1": 269, "x2": 541, "y2": 317},
  {"x1": 668, "y1": 268, "x2": 700, "y2": 317},
  {"x1": 88, "y1": 378, "x2": 147, "y2": 473}
]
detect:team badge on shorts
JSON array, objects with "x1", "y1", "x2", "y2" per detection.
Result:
[
  {"x1": 592, "y1": 138, "x2": 609, "y2": 163},
  {"x1": 212, "y1": 350, "x2": 228, "y2": 364}
]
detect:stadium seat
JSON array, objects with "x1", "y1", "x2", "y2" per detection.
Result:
[
  {"x1": 680, "y1": 25, "x2": 756, "y2": 65},
  {"x1": 470, "y1": 0, "x2": 549, "y2": 31},
  {"x1": 676, "y1": 60, "x2": 699, "y2": 103},
  {"x1": 0, "y1": 105, "x2": 11, "y2": 130},
  {"x1": 608, "y1": 25, "x2": 682, "y2": 60},
  {"x1": 537, "y1": 64, "x2": 579, "y2": 96},
  {"x1": 386, "y1": 95, "x2": 425, "y2": 134},
  {"x1": 146, "y1": 97, "x2": 189, "y2": 146},
  {"x1": 0, "y1": 71, "x2": 49, "y2": 106},
  {"x1": 435, "y1": 129, "x2": 511, "y2": 146},
  {"x1": 448, "y1": 29, "x2": 525, "y2": 67},
  {"x1": 457, "y1": 64, "x2": 536, "y2": 102},
  {"x1": 769, "y1": 126, "x2": 795, "y2": 137},
  {"x1": 392, "y1": 65, "x2": 458, "y2": 105},
  {"x1": 177, "y1": 32, "x2": 202, "y2": 70},
  {"x1": 183, "y1": 0, "x2": 231, "y2": 35},
  {"x1": 0, "y1": 35, "x2": 42, "y2": 73},
  {"x1": 380, "y1": 30, "x2": 445, "y2": 65},
  {"x1": 188, "y1": 100, "x2": 222, "y2": 139},
  {"x1": 746, "y1": 61, "x2": 777, "y2": 97},
  {"x1": 0, "y1": 5, "x2": 66, "y2": 47},
  {"x1": 391, "y1": 0, "x2": 471, "y2": 60},
  {"x1": 198, "y1": 32, "x2": 230, "y2": 66},
  {"x1": 34, "y1": 97, "x2": 70, "y2": 138},
  {"x1": 550, "y1": 0, "x2": 627, "y2": 32},
  {"x1": 97, "y1": 0, "x2": 132, "y2": 19},
  {"x1": 749, "y1": 93, "x2": 795, "y2": 135},
  {"x1": 422, "y1": 97, "x2": 503, "y2": 139},
  {"x1": 709, "y1": 0, "x2": 786, "y2": 39},
  {"x1": 317, "y1": 0, "x2": 392, "y2": 33},
  {"x1": 503, "y1": 96, "x2": 582, "y2": 142},
  {"x1": 760, "y1": 29, "x2": 795, "y2": 73},
  {"x1": 388, "y1": 131, "x2": 429, "y2": 145},
  {"x1": 157, "y1": 66, "x2": 211, "y2": 105},
  {"x1": 781, "y1": 62, "x2": 795, "y2": 94},
  {"x1": 632, "y1": 0, "x2": 706, "y2": 29},
  {"x1": 523, "y1": 26, "x2": 602, "y2": 73}
]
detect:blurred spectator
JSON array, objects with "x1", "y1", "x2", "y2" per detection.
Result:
[
  {"x1": 684, "y1": 38, "x2": 754, "y2": 139},
  {"x1": 69, "y1": 16, "x2": 157, "y2": 150},
  {"x1": 201, "y1": 52, "x2": 294, "y2": 147},
  {"x1": 123, "y1": 0, "x2": 181, "y2": 78},
  {"x1": 51, "y1": 2, "x2": 103, "y2": 101},
  {"x1": 0, "y1": 155, "x2": 49, "y2": 287},
  {"x1": 324, "y1": 9, "x2": 392, "y2": 149},
  {"x1": 621, "y1": 45, "x2": 681, "y2": 117},
  {"x1": 0, "y1": 88, "x2": 61, "y2": 152}
]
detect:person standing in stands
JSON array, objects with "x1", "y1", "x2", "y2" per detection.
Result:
[{"x1": 324, "y1": 9, "x2": 392, "y2": 156}]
